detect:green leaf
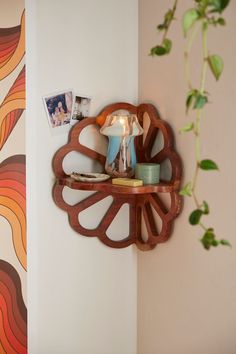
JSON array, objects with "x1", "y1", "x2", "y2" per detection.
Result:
[
  {"x1": 209, "y1": 17, "x2": 226, "y2": 26},
  {"x1": 186, "y1": 92, "x2": 194, "y2": 112},
  {"x1": 163, "y1": 38, "x2": 172, "y2": 54},
  {"x1": 220, "y1": 239, "x2": 231, "y2": 247},
  {"x1": 180, "y1": 122, "x2": 194, "y2": 133},
  {"x1": 221, "y1": 0, "x2": 230, "y2": 10},
  {"x1": 179, "y1": 182, "x2": 192, "y2": 196},
  {"x1": 209, "y1": 0, "x2": 230, "y2": 13},
  {"x1": 182, "y1": 9, "x2": 199, "y2": 37},
  {"x1": 217, "y1": 17, "x2": 226, "y2": 25},
  {"x1": 164, "y1": 9, "x2": 174, "y2": 25},
  {"x1": 200, "y1": 228, "x2": 215, "y2": 250},
  {"x1": 186, "y1": 94, "x2": 194, "y2": 112},
  {"x1": 208, "y1": 54, "x2": 224, "y2": 80},
  {"x1": 202, "y1": 200, "x2": 210, "y2": 214},
  {"x1": 150, "y1": 45, "x2": 167, "y2": 56},
  {"x1": 199, "y1": 159, "x2": 219, "y2": 170},
  {"x1": 201, "y1": 229, "x2": 231, "y2": 250},
  {"x1": 189, "y1": 209, "x2": 203, "y2": 225},
  {"x1": 212, "y1": 239, "x2": 220, "y2": 246},
  {"x1": 157, "y1": 24, "x2": 167, "y2": 31},
  {"x1": 186, "y1": 89, "x2": 199, "y2": 112},
  {"x1": 193, "y1": 94, "x2": 208, "y2": 109}
]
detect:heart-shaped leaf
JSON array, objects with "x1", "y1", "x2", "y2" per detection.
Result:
[
  {"x1": 209, "y1": 0, "x2": 230, "y2": 13},
  {"x1": 200, "y1": 228, "x2": 215, "y2": 249},
  {"x1": 193, "y1": 94, "x2": 208, "y2": 109},
  {"x1": 150, "y1": 45, "x2": 167, "y2": 56},
  {"x1": 208, "y1": 55, "x2": 224, "y2": 80},
  {"x1": 189, "y1": 209, "x2": 203, "y2": 225},
  {"x1": 202, "y1": 200, "x2": 210, "y2": 215},
  {"x1": 180, "y1": 122, "x2": 194, "y2": 133},
  {"x1": 163, "y1": 38, "x2": 172, "y2": 54},
  {"x1": 200, "y1": 159, "x2": 219, "y2": 170},
  {"x1": 182, "y1": 9, "x2": 199, "y2": 37},
  {"x1": 217, "y1": 17, "x2": 226, "y2": 25},
  {"x1": 180, "y1": 182, "x2": 192, "y2": 196},
  {"x1": 157, "y1": 24, "x2": 167, "y2": 31},
  {"x1": 220, "y1": 239, "x2": 231, "y2": 247}
]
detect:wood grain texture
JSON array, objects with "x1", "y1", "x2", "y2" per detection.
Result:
[{"x1": 52, "y1": 102, "x2": 182, "y2": 251}]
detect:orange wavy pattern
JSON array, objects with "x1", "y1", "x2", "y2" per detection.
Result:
[
  {"x1": 0, "y1": 5, "x2": 27, "y2": 351},
  {"x1": 0, "y1": 65, "x2": 25, "y2": 150},
  {"x1": 0, "y1": 10, "x2": 25, "y2": 80},
  {"x1": 0, "y1": 155, "x2": 26, "y2": 270},
  {"x1": 0, "y1": 259, "x2": 27, "y2": 353}
]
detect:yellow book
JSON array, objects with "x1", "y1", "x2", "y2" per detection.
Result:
[{"x1": 112, "y1": 178, "x2": 143, "y2": 187}]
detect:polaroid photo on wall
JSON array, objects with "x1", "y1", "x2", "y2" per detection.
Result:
[
  {"x1": 43, "y1": 90, "x2": 74, "y2": 130},
  {"x1": 70, "y1": 94, "x2": 92, "y2": 125}
]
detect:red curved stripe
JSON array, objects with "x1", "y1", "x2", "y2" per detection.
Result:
[
  {"x1": 0, "y1": 294, "x2": 26, "y2": 352},
  {"x1": 0, "y1": 44, "x2": 17, "y2": 59},
  {"x1": 0, "y1": 172, "x2": 25, "y2": 186},
  {"x1": 0, "y1": 25, "x2": 20, "y2": 36},
  {"x1": 0, "y1": 156, "x2": 26, "y2": 173},
  {"x1": 0, "y1": 25, "x2": 20, "y2": 64},
  {"x1": 0, "y1": 158, "x2": 26, "y2": 208},
  {"x1": 0, "y1": 172, "x2": 25, "y2": 184},
  {"x1": 0, "y1": 187, "x2": 26, "y2": 217},
  {"x1": 0, "y1": 33, "x2": 19, "y2": 46},
  {"x1": 0, "y1": 271, "x2": 26, "y2": 336},
  {"x1": 7, "y1": 79, "x2": 25, "y2": 94},
  {"x1": 0, "y1": 185, "x2": 25, "y2": 203},
  {"x1": 0, "y1": 48, "x2": 18, "y2": 63},
  {"x1": 0, "y1": 181, "x2": 25, "y2": 197},
  {"x1": 0, "y1": 156, "x2": 26, "y2": 270},
  {"x1": 0, "y1": 162, "x2": 25, "y2": 173},
  {"x1": 0, "y1": 155, "x2": 25, "y2": 168},
  {"x1": 0, "y1": 110, "x2": 23, "y2": 148},
  {"x1": 0, "y1": 36, "x2": 18, "y2": 47},
  {"x1": 6, "y1": 111, "x2": 16, "y2": 138},
  {"x1": 0, "y1": 261, "x2": 27, "y2": 353},
  {"x1": 8, "y1": 68, "x2": 25, "y2": 94},
  {"x1": 0, "y1": 282, "x2": 26, "y2": 346},
  {"x1": 0, "y1": 263, "x2": 27, "y2": 327}
]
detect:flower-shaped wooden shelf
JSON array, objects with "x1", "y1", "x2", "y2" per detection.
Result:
[{"x1": 52, "y1": 103, "x2": 182, "y2": 251}]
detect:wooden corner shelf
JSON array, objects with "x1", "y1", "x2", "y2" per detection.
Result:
[
  {"x1": 52, "y1": 102, "x2": 182, "y2": 251},
  {"x1": 56, "y1": 177, "x2": 180, "y2": 194}
]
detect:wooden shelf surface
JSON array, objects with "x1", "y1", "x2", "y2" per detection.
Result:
[{"x1": 56, "y1": 177, "x2": 179, "y2": 194}]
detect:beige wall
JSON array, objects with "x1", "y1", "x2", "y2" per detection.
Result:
[
  {"x1": 138, "y1": 1, "x2": 236, "y2": 354},
  {"x1": 27, "y1": 1, "x2": 138, "y2": 353}
]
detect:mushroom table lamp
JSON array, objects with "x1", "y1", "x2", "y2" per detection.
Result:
[{"x1": 100, "y1": 113, "x2": 143, "y2": 177}]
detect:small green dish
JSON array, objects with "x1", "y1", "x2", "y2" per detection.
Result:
[{"x1": 135, "y1": 163, "x2": 160, "y2": 185}]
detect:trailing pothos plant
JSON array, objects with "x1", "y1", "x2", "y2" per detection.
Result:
[{"x1": 150, "y1": 0, "x2": 231, "y2": 250}]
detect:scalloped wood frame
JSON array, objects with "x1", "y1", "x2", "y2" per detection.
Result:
[{"x1": 52, "y1": 102, "x2": 182, "y2": 251}]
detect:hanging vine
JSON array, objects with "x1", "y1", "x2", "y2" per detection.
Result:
[{"x1": 150, "y1": 0, "x2": 231, "y2": 249}]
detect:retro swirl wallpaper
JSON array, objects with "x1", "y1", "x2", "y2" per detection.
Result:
[{"x1": 0, "y1": 2, "x2": 27, "y2": 353}]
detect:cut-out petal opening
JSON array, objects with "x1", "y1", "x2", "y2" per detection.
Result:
[
  {"x1": 106, "y1": 203, "x2": 129, "y2": 241},
  {"x1": 79, "y1": 196, "x2": 113, "y2": 229},
  {"x1": 63, "y1": 151, "x2": 104, "y2": 175}
]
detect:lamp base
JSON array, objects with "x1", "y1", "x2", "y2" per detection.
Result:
[{"x1": 105, "y1": 135, "x2": 136, "y2": 178}]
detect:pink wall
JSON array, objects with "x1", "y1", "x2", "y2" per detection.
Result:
[{"x1": 138, "y1": 1, "x2": 236, "y2": 353}]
